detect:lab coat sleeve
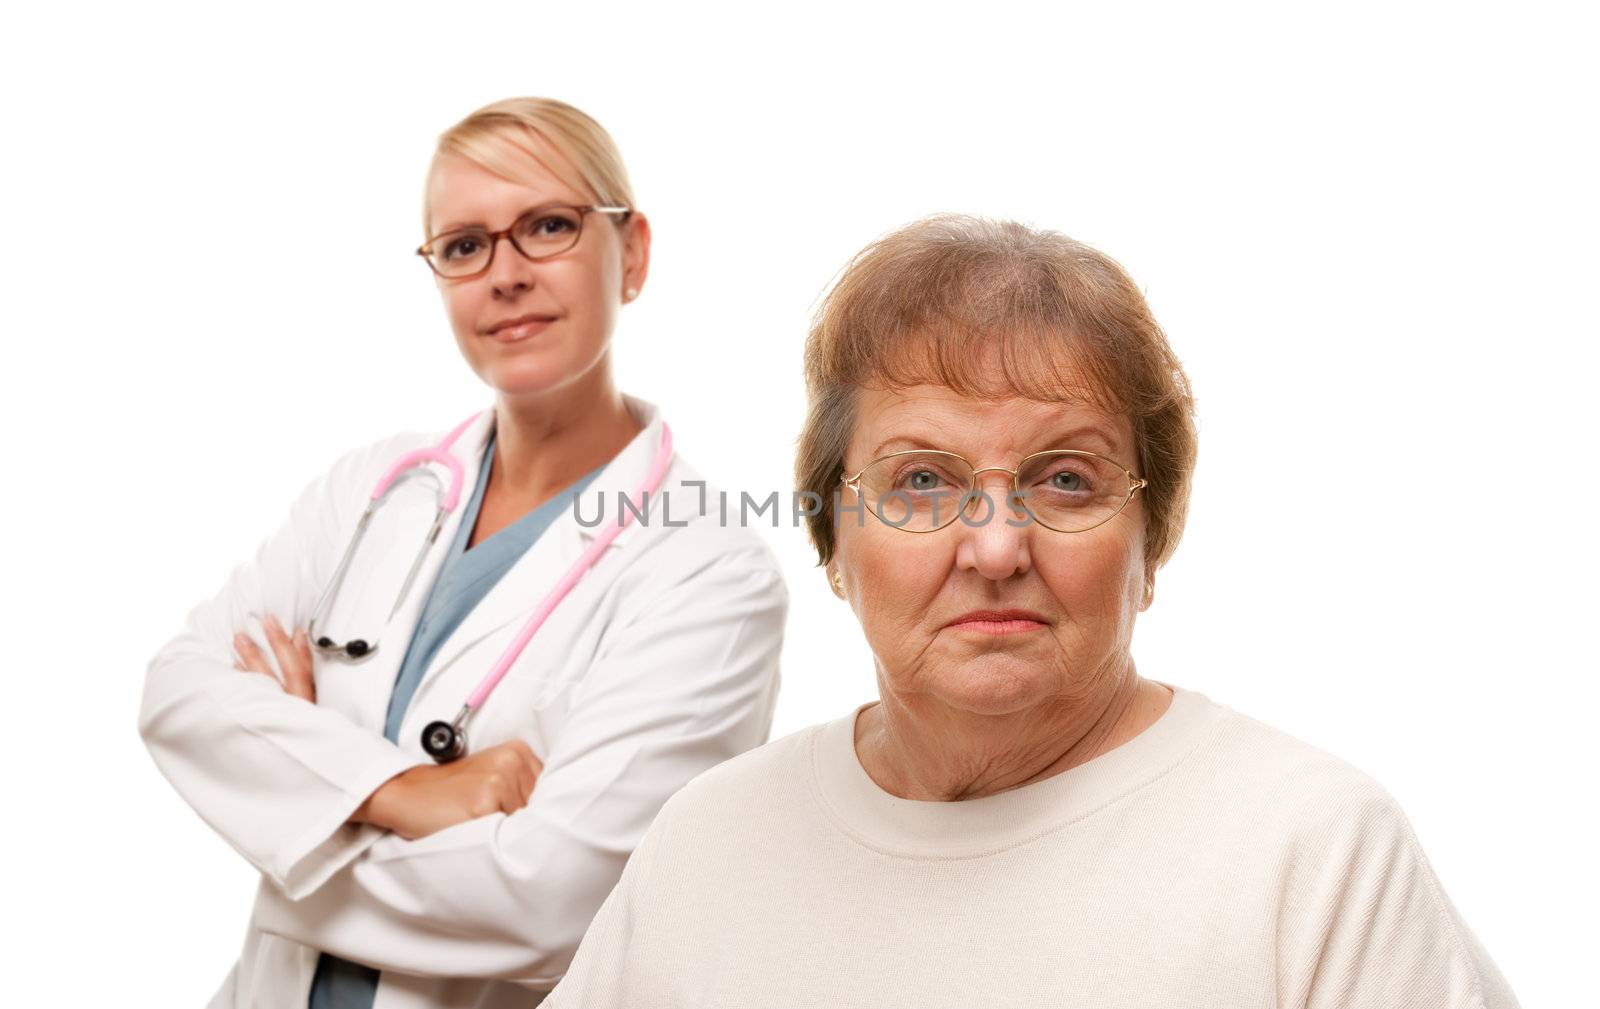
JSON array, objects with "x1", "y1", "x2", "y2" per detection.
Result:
[
  {"x1": 249, "y1": 539, "x2": 788, "y2": 986},
  {"x1": 1275, "y1": 782, "x2": 1521, "y2": 1008},
  {"x1": 138, "y1": 435, "x2": 432, "y2": 899}
]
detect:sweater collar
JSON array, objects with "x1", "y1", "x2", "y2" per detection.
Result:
[{"x1": 809, "y1": 681, "x2": 1226, "y2": 858}]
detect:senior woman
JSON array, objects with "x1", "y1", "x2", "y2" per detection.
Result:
[
  {"x1": 139, "y1": 98, "x2": 787, "y2": 1008},
  {"x1": 546, "y1": 215, "x2": 1520, "y2": 1007}
]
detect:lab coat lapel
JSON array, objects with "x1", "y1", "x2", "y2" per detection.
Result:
[
  {"x1": 340, "y1": 408, "x2": 496, "y2": 730},
  {"x1": 402, "y1": 395, "x2": 667, "y2": 712}
]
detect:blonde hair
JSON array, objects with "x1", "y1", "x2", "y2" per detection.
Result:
[
  {"x1": 423, "y1": 97, "x2": 635, "y2": 236},
  {"x1": 796, "y1": 213, "x2": 1199, "y2": 574}
]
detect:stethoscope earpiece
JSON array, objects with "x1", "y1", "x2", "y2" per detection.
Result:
[{"x1": 313, "y1": 636, "x2": 372, "y2": 659}]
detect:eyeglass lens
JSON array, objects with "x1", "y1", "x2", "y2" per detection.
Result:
[
  {"x1": 853, "y1": 451, "x2": 1134, "y2": 532},
  {"x1": 425, "y1": 206, "x2": 585, "y2": 277}
]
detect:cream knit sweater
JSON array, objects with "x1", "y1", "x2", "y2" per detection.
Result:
[{"x1": 546, "y1": 682, "x2": 1519, "y2": 1007}]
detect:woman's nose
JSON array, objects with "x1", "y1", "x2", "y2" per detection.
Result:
[
  {"x1": 953, "y1": 472, "x2": 1033, "y2": 581},
  {"x1": 486, "y1": 235, "x2": 537, "y2": 297}
]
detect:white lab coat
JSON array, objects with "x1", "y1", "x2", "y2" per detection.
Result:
[{"x1": 139, "y1": 395, "x2": 788, "y2": 1008}]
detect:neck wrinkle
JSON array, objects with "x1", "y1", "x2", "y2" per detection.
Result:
[
  {"x1": 814, "y1": 680, "x2": 1217, "y2": 859},
  {"x1": 861, "y1": 663, "x2": 1152, "y2": 802}
]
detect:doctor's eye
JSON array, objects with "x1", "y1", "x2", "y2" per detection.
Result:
[
  {"x1": 535, "y1": 214, "x2": 577, "y2": 234},
  {"x1": 440, "y1": 233, "x2": 488, "y2": 261},
  {"x1": 514, "y1": 208, "x2": 584, "y2": 250}
]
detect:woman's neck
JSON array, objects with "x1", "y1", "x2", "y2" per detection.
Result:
[
  {"x1": 490, "y1": 369, "x2": 643, "y2": 506},
  {"x1": 854, "y1": 666, "x2": 1173, "y2": 802}
]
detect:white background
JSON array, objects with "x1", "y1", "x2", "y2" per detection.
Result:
[{"x1": 4, "y1": 2, "x2": 1594, "y2": 1004}]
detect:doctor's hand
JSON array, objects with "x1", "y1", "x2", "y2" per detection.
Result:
[
  {"x1": 350, "y1": 741, "x2": 544, "y2": 841},
  {"x1": 232, "y1": 615, "x2": 316, "y2": 703}
]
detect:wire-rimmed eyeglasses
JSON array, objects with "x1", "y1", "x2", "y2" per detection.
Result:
[
  {"x1": 416, "y1": 202, "x2": 633, "y2": 279},
  {"x1": 839, "y1": 448, "x2": 1148, "y2": 533}
]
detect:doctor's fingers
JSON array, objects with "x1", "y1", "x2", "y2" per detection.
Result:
[
  {"x1": 263, "y1": 615, "x2": 315, "y2": 703},
  {"x1": 445, "y1": 749, "x2": 529, "y2": 818},
  {"x1": 232, "y1": 632, "x2": 280, "y2": 684},
  {"x1": 498, "y1": 738, "x2": 543, "y2": 782},
  {"x1": 448, "y1": 742, "x2": 539, "y2": 814},
  {"x1": 512, "y1": 740, "x2": 544, "y2": 795},
  {"x1": 478, "y1": 741, "x2": 541, "y2": 807}
]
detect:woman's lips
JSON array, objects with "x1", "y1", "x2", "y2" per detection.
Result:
[
  {"x1": 490, "y1": 318, "x2": 554, "y2": 343},
  {"x1": 947, "y1": 610, "x2": 1049, "y2": 636},
  {"x1": 948, "y1": 617, "x2": 1047, "y2": 635}
]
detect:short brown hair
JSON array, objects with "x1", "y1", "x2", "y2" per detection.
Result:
[{"x1": 795, "y1": 214, "x2": 1198, "y2": 573}]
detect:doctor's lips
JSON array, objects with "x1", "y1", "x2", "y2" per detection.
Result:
[
  {"x1": 485, "y1": 312, "x2": 559, "y2": 341},
  {"x1": 944, "y1": 608, "x2": 1051, "y2": 635}
]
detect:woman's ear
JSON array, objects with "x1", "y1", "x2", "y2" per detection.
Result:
[
  {"x1": 828, "y1": 566, "x2": 846, "y2": 599},
  {"x1": 620, "y1": 211, "x2": 651, "y2": 302}
]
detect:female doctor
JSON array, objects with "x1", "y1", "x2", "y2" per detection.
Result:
[{"x1": 138, "y1": 97, "x2": 788, "y2": 1009}]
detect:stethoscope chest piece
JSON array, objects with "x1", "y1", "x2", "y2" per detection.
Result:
[{"x1": 422, "y1": 709, "x2": 468, "y2": 764}]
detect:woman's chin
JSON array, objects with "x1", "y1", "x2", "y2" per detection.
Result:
[
  {"x1": 481, "y1": 358, "x2": 583, "y2": 399},
  {"x1": 930, "y1": 660, "x2": 1059, "y2": 716},
  {"x1": 473, "y1": 339, "x2": 609, "y2": 400}
]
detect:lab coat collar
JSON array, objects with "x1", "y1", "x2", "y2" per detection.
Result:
[
  {"x1": 448, "y1": 393, "x2": 667, "y2": 541},
  {"x1": 395, "y1": 393, "x2": 671, "y2": 724}
]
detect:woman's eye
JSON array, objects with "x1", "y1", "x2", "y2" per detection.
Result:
[
  {"x1": 899, "y1": 468, "x2": 952, "y2": 491},
  {"x1": 1040, "y1": 467, "x2": 1095, "y2": 493},
  {"x1": 534, "y1": 215, "x2": 576, "y2": 235},
  {"x1": 442, "y1": 237, "x2": 481, "y2": 260}
]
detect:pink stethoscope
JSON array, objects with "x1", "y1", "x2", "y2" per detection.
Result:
[{"x1": 306, "y1": 409, "x2": 674, "y2": 763}]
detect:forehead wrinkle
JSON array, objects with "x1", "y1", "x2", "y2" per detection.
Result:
[{"x1": 860, "y1": 388, "x2": 1123, "y2": 461}]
